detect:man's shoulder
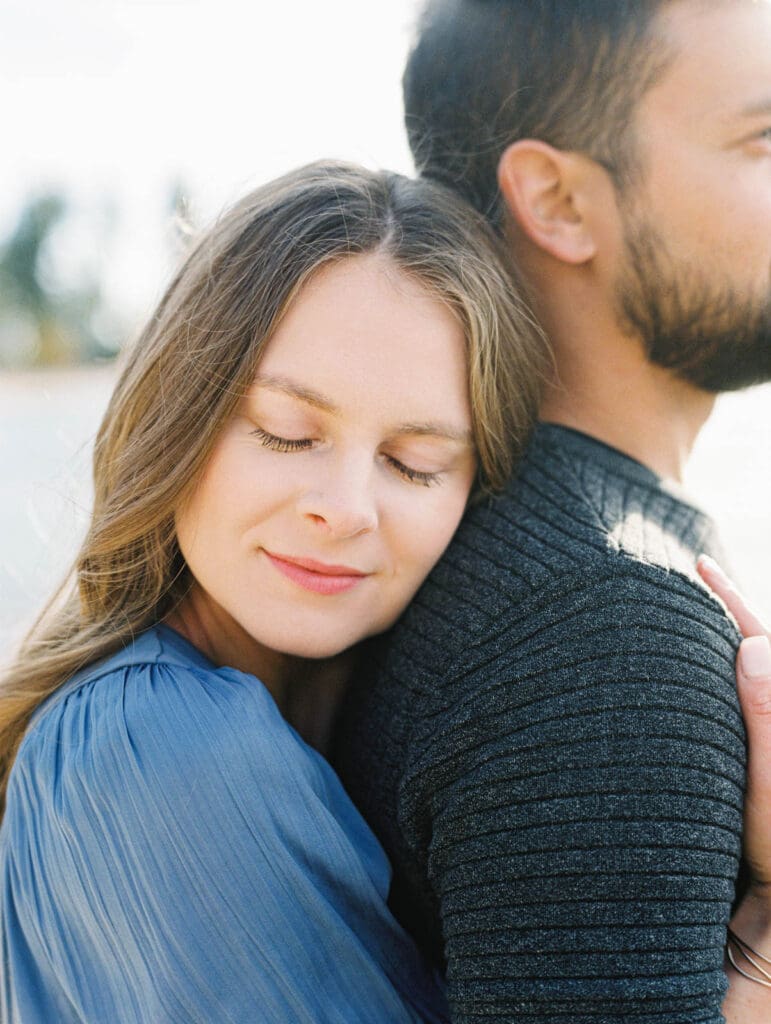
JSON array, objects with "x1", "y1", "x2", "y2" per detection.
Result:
[
  {"x1": 422, "y1": 426, "x2": 716, "y2": 600},
  {"x1": 389, "y1": 425, "x2": 725, "y2": 675}
]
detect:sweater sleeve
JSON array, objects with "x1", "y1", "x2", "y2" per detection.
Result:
[
  {"x1": 2, "y1": 660, "x2": 441, "y2": 1024},
  {"x1": 400, "y1": 567, "x2": 744, "y2": 1024}
]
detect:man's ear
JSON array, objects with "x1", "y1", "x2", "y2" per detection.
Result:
[{"x1": 497, "y1": 140, "x2": 599, "y2": 265}]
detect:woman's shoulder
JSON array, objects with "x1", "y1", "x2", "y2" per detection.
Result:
[
  {"x1": 24, "y1": 624, "x2": 270, "y2": 734},
  {"x1": 9, "y1": 625, "x2": 315, "y2": 825},
  {"x1": 4, "y1": 624, "x2": 391, "y2": 916}
]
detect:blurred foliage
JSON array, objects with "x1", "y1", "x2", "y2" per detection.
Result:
[
  {"x1": 0, "y1": 192, "x2": 117, "y2": 368},
  {"x1": 0, "y1": 182, "x2": 195, "y2": 369}
]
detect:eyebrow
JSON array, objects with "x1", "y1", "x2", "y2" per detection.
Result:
[
  {"x1": 254, "y1": 373, "x2": 338, "y2": 413},
  {"x1": 738, "y1": 97, "x2": 771, "y2": 119},
  {"x1": 253, "y1": 373, "x2": 474, "y2": 445},
  {"x1": 392, "y1": 422, "x2": 475, "y2": 446}
]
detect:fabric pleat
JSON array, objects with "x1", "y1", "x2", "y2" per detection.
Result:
[{"x1": 1, "y1": 625, "x2": 448, "y2": 1024}]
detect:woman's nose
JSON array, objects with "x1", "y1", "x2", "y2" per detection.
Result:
[{"x1": 297, "y1": 461, "x2": 379, "y2": 539}]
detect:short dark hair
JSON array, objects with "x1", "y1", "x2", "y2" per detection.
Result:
[{"x1": 404, "y1": 0, "x2": 677, "y2": 226}]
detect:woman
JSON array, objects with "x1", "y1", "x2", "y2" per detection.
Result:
[{"x1": 0, "y1": 162, "x2": 546, "y2": 1022}]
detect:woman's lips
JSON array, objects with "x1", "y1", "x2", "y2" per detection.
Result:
[{"x1": 263, "y1": 551, "x2": 369, "y2": 596}]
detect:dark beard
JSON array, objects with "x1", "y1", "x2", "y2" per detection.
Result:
[{"x1": 616, "y1": 217, "x2": 771, "y2": 393}]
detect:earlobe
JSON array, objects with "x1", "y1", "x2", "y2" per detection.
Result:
[{"x1": 497, "y1": 140, "x2": 598, "y2": 265}]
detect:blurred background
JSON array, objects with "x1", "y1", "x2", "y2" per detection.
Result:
[{"x1": 2, "y1": 0, "x2": 769, "y2": 656}]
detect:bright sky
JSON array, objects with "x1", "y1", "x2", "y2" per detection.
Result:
[{"x1": 2, "y1": 0, "x2": 420, "y2": 318}]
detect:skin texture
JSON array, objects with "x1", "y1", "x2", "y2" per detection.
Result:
[{"x1": 168, "y1": 252, "x2": 477, "y2": 706}]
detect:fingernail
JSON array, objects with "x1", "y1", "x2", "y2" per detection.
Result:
[
  {"x1": 740, "y1": 636, "x2": 771, "y2": 680},
  {"x1": 699, "y1": 554, "x2": 725, "y2": 579}
]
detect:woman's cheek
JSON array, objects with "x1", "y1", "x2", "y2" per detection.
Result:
[{"x1": 400, "y1": 480, "x2": 471, "y2": 570}]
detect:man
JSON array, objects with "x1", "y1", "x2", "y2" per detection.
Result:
[{"x1": 334, "y1": 2, "x2": 771, "y2": 1021}]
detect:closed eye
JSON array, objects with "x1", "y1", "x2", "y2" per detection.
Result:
[
  {"x1": 251, "y1": 427, "x2": 313, "y2": 452},
  {"x1": 384, "y1": 454, "x2": 442, "y2": 487},
  {"x1": 252, "y1": 426, "x2": 443, "y2": 485}
]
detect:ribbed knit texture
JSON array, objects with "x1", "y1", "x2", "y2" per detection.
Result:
[{"x1": 334, "y1": 424, "x2": 744, "y2": 1024}]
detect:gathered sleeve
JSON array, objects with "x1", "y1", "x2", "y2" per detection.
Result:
[{"x1": 2, "y1": 657, "x2": 445, "y2": 1024}]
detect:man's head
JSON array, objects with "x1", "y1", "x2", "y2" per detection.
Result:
[
  {"x1": 405, "y1": 0, "x2": 771, "y2": 393},
  {"x1": 404, "y1": 0, "x2": 674, "y2": 225}
]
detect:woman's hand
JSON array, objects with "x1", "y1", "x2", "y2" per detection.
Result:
[
  {"x1": 698, "y1": 556, "x2": 771, "y2": 1019},
  {"x1": 698, "y1": 556, "x2": 771, "y2": 890}
]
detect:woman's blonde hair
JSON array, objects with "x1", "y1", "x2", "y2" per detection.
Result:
[{"x1": 0, "y1": 161, "x2": 547, "y2": 814}]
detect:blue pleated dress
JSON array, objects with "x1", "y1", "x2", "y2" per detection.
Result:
[{"x1": 0, "y1": 625, "x2": 448, "y2": 1023}]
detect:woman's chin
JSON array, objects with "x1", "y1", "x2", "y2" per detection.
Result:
[{"x1": 281, "y1": 624, "x2": 394, "y2": 662}]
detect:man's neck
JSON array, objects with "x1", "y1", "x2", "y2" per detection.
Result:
[
  {"x1": 538, "y1": 338, "x2": 716, "y2": 483},
  {"x1": 514, "y1": 233, "x2": 718, "y2": 482}
]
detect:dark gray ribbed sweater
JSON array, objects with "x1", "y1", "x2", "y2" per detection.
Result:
[{"x1": 334, "y1": 424, "x2": 744, "y2": 1024}]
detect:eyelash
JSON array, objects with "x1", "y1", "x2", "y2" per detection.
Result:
[
  {"x1": 251, "y1": 428, "x2": 442, "y2": 487},
  {"x1": 251, "y1": 427, "x2": 313, "y2": 452},
  {"x1": 385, "y1": 457, "x2": 441, "y2": 488}
]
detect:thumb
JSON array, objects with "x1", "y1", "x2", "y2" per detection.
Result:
[{"x1": 737, "y1": 635, "x2": 771, "y2": 886}]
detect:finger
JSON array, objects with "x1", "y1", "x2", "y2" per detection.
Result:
[
  {"x1": 736, "y1": 635, "x2": 771, "y2": 885},
  {"x1": 696, "y1": 555, "x2": 769, "y2": 638}
]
